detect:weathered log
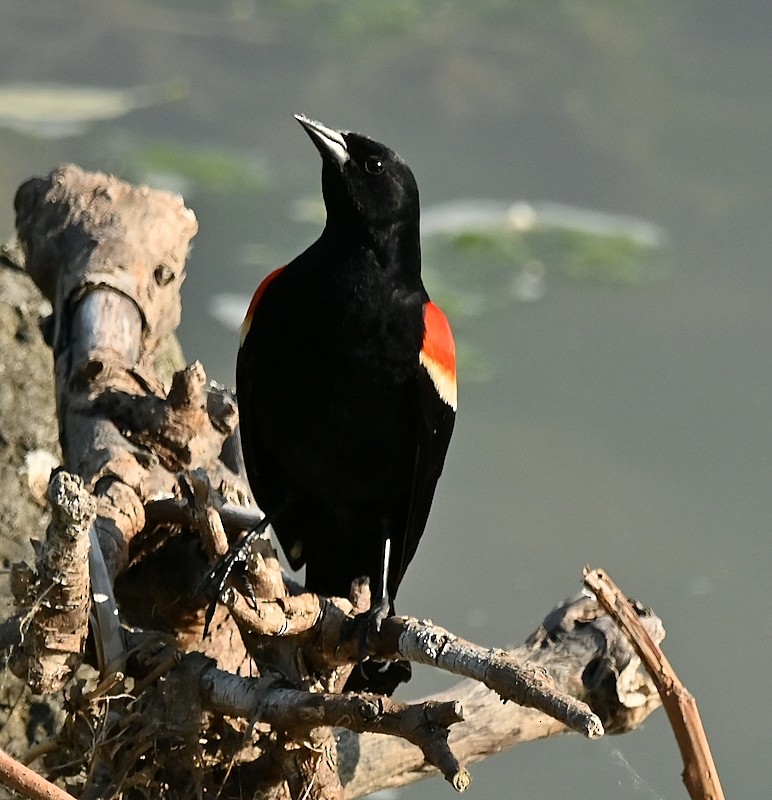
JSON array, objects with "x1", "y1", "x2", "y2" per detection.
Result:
[
  {"x1": 15, "y1": 164, "x2": 197, "y2": 577},
  {"x1": 13, "y1": 165, "x2": 252, "y2": 674}
]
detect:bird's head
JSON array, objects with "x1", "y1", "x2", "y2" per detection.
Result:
[{"x1": 295, "y1": 114, "x2": 419, "y2": 238}]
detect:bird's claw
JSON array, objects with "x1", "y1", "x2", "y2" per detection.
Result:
[
  {"x1": 198, "y1": 516, "x2": 271, "y2": 637},
  {"x1": 367, "y1": 596, "x2": 391, "y2": 635},
  {"x1": 349, "y1": 596, "x2": 391, "y2": 667},
  {"x1": 341, "y1": 597, "x2": 411, "y2": 693}
]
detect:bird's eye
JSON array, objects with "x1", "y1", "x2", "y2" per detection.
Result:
[{"x1": 364, "y1": 155, "x2": 385, "y2": 175}]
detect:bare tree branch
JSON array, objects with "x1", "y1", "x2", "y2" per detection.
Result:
[
  {"x1": 584, "y1": 567, "x2": 726, "y2": 800},
  {"x1": 198, "y1": 658, "x2": 468, "y2": 788},
  {"x1": 0, "y1": 746, "x2": 75, "y2": 800}
]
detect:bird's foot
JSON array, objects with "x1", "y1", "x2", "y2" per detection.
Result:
[
  {"x1": 197, "y1": 516, "x2": 271, "y2": 637},
  {"x1": 366, "y1": 595, "x2": 391, "y2": 635},
  {"x1": 352, "y1": 595, "x2": 390, "y2": 655},
  {"x1": 340, "y1": 595, "x2": 390, "y2": 681},
  {"x1": 343, "y1": 600, "x2": 411, "y2": 694}
]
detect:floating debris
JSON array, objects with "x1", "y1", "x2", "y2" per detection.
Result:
[
  {"x1": 422, "y1": 198, "x2": 666, "y2": 248},
  {"x1": 0, "y1": 79, "x2": 186, "y2": 138},
  {"x1": 129, "y1": 140, "x2": 266, "y2": 194},
  {"x1": 422, "y1": 197, "x2": 668, "y2": 288}
]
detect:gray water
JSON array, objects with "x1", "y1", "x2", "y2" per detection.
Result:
[{"x1": 1, "y1": 2, "x2": 769, "y2": 798}]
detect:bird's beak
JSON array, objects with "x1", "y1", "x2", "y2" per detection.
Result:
[{"x1": 295, "y1": 114, "x2": 350, "y2": 167}]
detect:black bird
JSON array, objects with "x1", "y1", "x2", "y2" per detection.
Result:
[{"x1": 236, "y1": 115, "x2": 456, "y2": 692}]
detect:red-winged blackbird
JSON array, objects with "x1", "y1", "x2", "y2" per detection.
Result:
[{"x1": 236, "y1": 115, "x2": 456, "y2": 693}]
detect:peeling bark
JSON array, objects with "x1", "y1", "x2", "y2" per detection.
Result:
[{"x1": 9, "y1": 471, "x2": 94, "y2": 694}]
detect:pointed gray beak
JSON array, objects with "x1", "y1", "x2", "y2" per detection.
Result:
[{"x1": 295, "y1": 114, "x2": 350, "y2": 167}]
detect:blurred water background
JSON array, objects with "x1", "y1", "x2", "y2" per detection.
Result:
[{"x1": 1, "y1": 2, "x2": 770, "y2": 798}]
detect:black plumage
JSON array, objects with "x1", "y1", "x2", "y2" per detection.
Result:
[{"x1": 236, "y1": 116, "x2": 456, "y2": 692}]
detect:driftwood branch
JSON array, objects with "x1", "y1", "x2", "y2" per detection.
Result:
[
  {"x1": 176, "y1": 495, "x2": 602, "y2": 740},
  {"x1": 584, "y1": 567, "x2": 726, "y2": 800},
  {"x1": 195, "y1": 588, "x2": 660, "y2": 796},
  {"x1": 199, "y1": 659, "x2": 469, "y2": 789},
  {"x1": 9, "y1": 470, "x2": 94, "y2": 694},
  {"x1": 0, "y1": 165, "x2": 665, "y2": 800},
  {"x1": 13, "y1": 163, "x2": 253, "y2": 671},
  {"x1": 217, "y1": 590, "x2": 602, "y2": 739},
  {"x1": 0, "y1": 746, "x2": 75, "y2": 800}
]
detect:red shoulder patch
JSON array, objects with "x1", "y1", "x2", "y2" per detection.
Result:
[
  {"x1": 420, "y1": 301, "x2": 457, "y2": 410},
  {"x1": 240, "y1": 266, "x2": 285, "y2": 344}
]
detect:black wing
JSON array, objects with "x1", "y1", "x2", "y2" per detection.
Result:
[
  {"x1": 235, "y1": 265, "x2": 308, "y2": 571},
  {"x1": 389, "y1": 301, "x2": 457, "y2": 598}
]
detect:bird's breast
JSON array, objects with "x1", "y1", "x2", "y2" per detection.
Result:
[{"x1": 247, "y1": 266, "x2": 424, "y2": 502}]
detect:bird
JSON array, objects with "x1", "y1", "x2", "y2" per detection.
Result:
[{"x1": 234, "y1": 114, "x2": 456, "y2": 693}]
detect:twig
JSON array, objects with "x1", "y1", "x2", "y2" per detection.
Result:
[
  {"x1": 219, "y1": 587, "x2": 602, "y2": 740},
  {"x1": 195, "y1": 593, "x2": 659, "y2": 798},
  {"x1": 22, "y1": 739, "x2": 61, "y2": 767},
  {"x1": 0, "y1": 745, "x2": 75, "y2": 800},
  {"x1": 382, "y1": 616, "x2": 603, "y2": 739},
  {"x1": 199, "y1": 661, "x2": 469, "y2": 789},
  {"x1": 584, "y1": 567, "x2": 725, "y2": 800},
  {"x1": 225, "y1": 589, "x2": 327, "y2": 638},
  {"x1": 146, "y1": 496, "x2": 261, "y2": 534},
  {"x1": 131, "y1": 647, "x2": 180, "y2": 696}
]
